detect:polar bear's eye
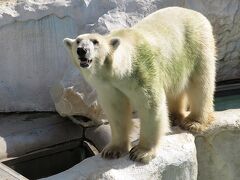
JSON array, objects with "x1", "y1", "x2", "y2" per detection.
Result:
[
  {"x1": 76, "y1": 39, "x2": 80, "y2": 44},
  {"x1": 91, "y1": 39, "x2": 99, "y2": 45}
]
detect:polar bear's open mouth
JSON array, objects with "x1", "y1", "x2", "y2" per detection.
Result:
[{"x1": 79, "y1": 58, "x2": 92, "y2": 68}]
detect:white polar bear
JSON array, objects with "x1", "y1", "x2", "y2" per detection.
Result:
[{"x1": 64, "y1": 7, "x2": 216, "y2": 163}]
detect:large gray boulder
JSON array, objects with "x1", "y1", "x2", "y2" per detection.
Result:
[{"x1": 0, "y1": 0, "x2": 239, "y2": 112}]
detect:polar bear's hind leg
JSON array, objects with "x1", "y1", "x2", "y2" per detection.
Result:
[{"x1": 181, "y1": 45, "x2": 216, "y2": 132}]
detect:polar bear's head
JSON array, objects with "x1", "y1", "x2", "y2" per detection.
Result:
[{"x1": 63, "y1": 34, "x2": 120, "y2": 69}]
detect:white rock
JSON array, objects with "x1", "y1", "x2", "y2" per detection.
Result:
[
  {"x1": 50, "y1": 65, "x2": 104, "y2": 122},
  {"x1": 0, "y1": 1, "x2": 79, "y2": 111},
  {"x1": 42, "y1": 109, "x2": 240, "y2": 180},
  {"x1": 196, "y1": 109, "x2": 240, "y2": 180},
  {"x1": 42, "y1": 131, "x2": 197, "y2": 180}
]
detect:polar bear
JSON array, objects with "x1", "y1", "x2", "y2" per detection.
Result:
[{"x1": 63, "y1": 7, "x2": 216, "y2": 163}]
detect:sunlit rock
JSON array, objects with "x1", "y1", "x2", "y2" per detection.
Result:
[{"x1": 50, "y1": 65, "x2": 104, "y2": 122}]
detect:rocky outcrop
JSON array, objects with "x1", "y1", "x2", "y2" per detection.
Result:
[
  {"x1": 42, "y1": 109, "x2": 240, "y2": 180},
  {"x1": 196, "y1": 109, "x2": 240, "y2": 180},
  {"x1": 49, "y1": 65, "x2": 104, "y2": 122},
  {"x1": 0, "y1": 0, "x2": 239, "y2": 112},
  {"x1": 43, "y1": 131, "x2": 198, "y2": 180}
]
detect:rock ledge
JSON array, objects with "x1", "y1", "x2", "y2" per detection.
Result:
[{"x1": 43, "y1": 109, "x2": 240, "y2": 180}]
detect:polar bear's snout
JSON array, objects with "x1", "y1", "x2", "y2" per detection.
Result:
[
  {"x1": 77, "y1": 47, "x2": 87, "y2": 58},
  {"x1": 77, "y1": 47, "x2": 92, "y2": 68},
  {"x1": 76, "y1": 39, "x2": 95, "y2": 68}
]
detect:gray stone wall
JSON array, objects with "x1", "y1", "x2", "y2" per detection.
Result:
[{"x1": 0, "y1": 0, "x2": 239, "y2": 111}]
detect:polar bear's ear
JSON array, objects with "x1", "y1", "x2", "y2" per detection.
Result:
[
  {"x1": 63, "y1": 38, "x2": 74, "y2": 50},
  {"x1": 110, "y1": 38, "x2": 120, "y2": 50}
]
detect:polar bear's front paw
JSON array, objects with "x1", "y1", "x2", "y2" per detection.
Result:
[
  {"x1": 101, "y1": 144, "x2": 128, "y2": 159},
  {"x1": 129, "y1": 145, "x2": 156, "y2": 164}
]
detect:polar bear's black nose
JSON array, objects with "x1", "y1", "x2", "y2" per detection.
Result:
[{"x1": 77, "y1": 48, "x2": 87, "y2": 57}]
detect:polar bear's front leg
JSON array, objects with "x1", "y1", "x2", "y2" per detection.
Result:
[
  {"x1": 130, "y1": 90, "x2": 170, "y2": 163},
  {"x1": 97, "y1": 86, "x2": 133, "y2": 159}
]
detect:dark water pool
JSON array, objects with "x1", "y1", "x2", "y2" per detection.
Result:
[
  {"x1": 214, "y1": 79, "x2": 240, "y2": 111},
  {"x1": 215, "y1": 94, "x2": 240, "y2": 111},
  {"x1": 2, "y1": 140, "x2": 94, "y2": 180}
]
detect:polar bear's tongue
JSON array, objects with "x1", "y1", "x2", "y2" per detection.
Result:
[{"x1": 80, "y1": 58, "x2": 92, "y2": 68}]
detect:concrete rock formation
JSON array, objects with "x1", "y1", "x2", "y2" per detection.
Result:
[
  {"x1": 0, "y1": 0, "x2": 239, "y2": 112},
  {"x1": 43, "y1": 131, "x2": 198, "y2": 180},
  {"x1": 196, "y1": 109, "x2": 240, "y2": 180},
  {"x1": 42, "y1": 109, "x2": 240, "y2": 180},
  {"x1": 49, "y1": 65, "x2": 104, "y2": 122}
]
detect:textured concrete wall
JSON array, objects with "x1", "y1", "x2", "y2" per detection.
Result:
[
  {"x1": 0, "y1": 16, "x2": 78, "y2": 111},
  {"x1": 0, "y1": 0, "x2": 239, "y2": 111}
]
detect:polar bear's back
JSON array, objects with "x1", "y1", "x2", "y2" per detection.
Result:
[
  {"x1": 131, "y1": 7, "x2": 215, "y2": 94},
  {"x1": 133, "y1": 7, "x2": 212, "y2": 34},
  {"x1": 132, "y1": 7, "x2": 214, "y2": 50}
]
